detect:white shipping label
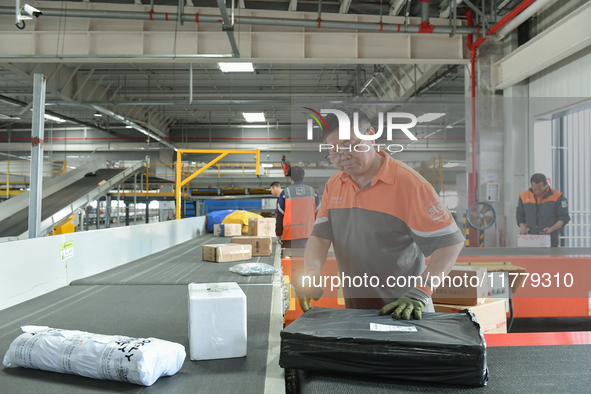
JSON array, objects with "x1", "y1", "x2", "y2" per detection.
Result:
[
  {"x1": 59, "y1": 241, "x2": 74, "y2": 261},
  {"x1": 370, "y1": 323, "x2": 417, "y2": 332}
]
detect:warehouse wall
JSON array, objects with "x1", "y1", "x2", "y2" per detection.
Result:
[
  {"x1": 502, "y1": 3, "x2": 591, "y2": 246},
  {"x1": 0, "y1": 216, "x2": 206, "y2": 311}
]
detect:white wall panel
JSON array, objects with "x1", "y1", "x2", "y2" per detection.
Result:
[
  {"x1": 0, "y1": 216, "x2": 206, "y2": 311},
  {"x1": 0, "y1": 235, "x2": 68, "y2": 311}
]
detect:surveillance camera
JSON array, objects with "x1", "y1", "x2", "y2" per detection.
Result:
[{"x1": 23, "y1": 4, "x2": 42, "y2": 18}]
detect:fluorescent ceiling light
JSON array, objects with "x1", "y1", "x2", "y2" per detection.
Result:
[
  {"x1": 44, "y1": 114, "x2": 66, "y2": 123},
  {"x1": 218, "y1": 62, "x2": 254, "y2": 72},
  {"x1": 443, "y1": 162, "x2": 460, "y2": 168},
  {"x1": 243, "y1": 112, "x2": 265, "y2": 122},
  {"x1": 125, "y1": 125, "x2": 133, "y2": 128},
  {"x1": 416, "y1": 113, "x2": 445, "y2": 123},
  {"x1": 94, "y1": 111, "x2": 102, "y2": 117}
]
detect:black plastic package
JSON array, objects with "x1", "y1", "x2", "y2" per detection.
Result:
[{"x1": 280, "y1": 307, "x2": 488, "y2": 387}]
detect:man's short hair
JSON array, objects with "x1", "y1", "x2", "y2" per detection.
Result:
[
  {"x1": 324, "y1": 106, "x2": 372, "y2": 140},
  {"x1": 269, "y1": 182, "x2": 281, "y2": 189},
  {"x1": 531, "y1": 173, "x2": 547, "y2": 185},
  {"x1": 290, "y1": 166, "x2": 305, "y2": 182}
]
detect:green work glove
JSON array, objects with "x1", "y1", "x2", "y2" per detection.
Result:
[
  {"x1": 292, "y1": 269, "x2": 324, "y2": 313},
  {"x1": 379, "y1": 288, "x2": 429, "y2": 320}
]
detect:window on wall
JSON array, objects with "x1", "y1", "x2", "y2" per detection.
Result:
[{"x1": 552, "y1": 104, "x2": 591, "y2": 247}]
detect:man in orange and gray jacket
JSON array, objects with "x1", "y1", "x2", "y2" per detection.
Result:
[
  {"x1": 517, "y1": 173, "x2": 570, "y2": 247},
  {"x1": 276, "y1": 166, "x2": 320, "y2": 249}
]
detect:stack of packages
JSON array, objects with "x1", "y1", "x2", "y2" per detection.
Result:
[
  {"x1": 280, "y1": 307, "x2": 488, "y2": 387},
  {"x1": 432, "y1": 266, "x2": 507, "y2": 334},
  {"x1": 226, "y1": 218, "x2": 276, "y2": 257}
]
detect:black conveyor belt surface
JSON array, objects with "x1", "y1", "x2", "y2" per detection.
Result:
[
  {"x1": 0, "y1": 284, "x2": 272, "y2": 393},
  {"x1": 0, "y1": 169, "x2": 124, "y2": 237},
  {"x1": 296, "y1": 344, "x2": 591, "y2": 393},
  {"x1": 71, "y1": 234, "x2": 277, "y2": 285},
  {"x1": 459, "y1": 247, "x2": 591, "y2": 256}
]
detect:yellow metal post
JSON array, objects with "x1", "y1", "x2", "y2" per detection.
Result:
[
  {"x1": 146, "y1": 163, "x2": 149, "y2": 199},
  {"x1": 174, "y1": 149, "x2": 261, "y2": 219},
  {"x1": 175, "y1": 151, "x2": 182, "y2": 220},
  {"x1": 6, "y1": 161, "x2": 9, "y2": 199},
  {"x1": 438, "y1": 155, "x2": 443, "y2": 192}
]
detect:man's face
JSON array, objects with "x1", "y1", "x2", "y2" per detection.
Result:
[
  {"x1": 270, "y1": 186, "x2": 281, "y2": 196},
  {"x1": 531, "y1": 181, "x2": 547, "y2": 197},
  {"x1": 281, "y1": 155, "x2": 285, "y2": 161},
  {"x1": 325, "y1": 127, "x2": 376, "y2": 177}
]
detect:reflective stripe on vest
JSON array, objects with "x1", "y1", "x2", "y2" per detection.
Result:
[{"x1": 283, "y1": 184, "x2": 316, "y2": 240}]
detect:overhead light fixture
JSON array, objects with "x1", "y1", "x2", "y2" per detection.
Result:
[
  {"x1": 94, "y1": 111, "x2": 102, "y2": 117},
  {"x1": 243, "y1": 112, "x2": 265, "y2": 122},
  {"x1": 125, "y1": 125, "x2": 133, "y2": 128},
  {"x1": 44, "y1": 114, "x2": 66, "y2": 123},
  {"x1": 416, "y1": 113, "x2": 446, "y2": 123},
  {"x1": 443, "y1": 162, "x2": 460, "y2": 168},
  {"x1": 218, "y1": 62, "x2": 254, "y2": 73},
  {"x1": 446, "y1": 124, "x2": 454, "y2": 129}
]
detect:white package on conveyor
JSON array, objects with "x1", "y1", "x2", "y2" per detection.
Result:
[{"x1": 2, "y1": 325, "x2": 186, "y2": 386}]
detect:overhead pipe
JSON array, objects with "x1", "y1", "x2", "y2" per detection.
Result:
[
  {"x1": 419, "y1": 0, "x2": 433, "y2": 33},
  {"x1": 0, "y1": 7, "x2": 479, "y2": 35},
  {"x1": 464, "y1": 0, "x2": 538, "y2": 245},
  {"x1": 494, "y1": 0, "x2": 558, "y2": 41},
  {"x1": 470, "y1": 0, "x2": 537, "y2": 48}
]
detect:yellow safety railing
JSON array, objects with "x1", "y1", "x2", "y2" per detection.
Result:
[
  {"x1": 175, "y1": 149, "x2": 260, "y2": 219},
  {"x1": 1, "y1": 160, "x2": 66, "y2": 199},
  {"x1": 418, "y1": 155, "x2": 443, "y2": 193}
]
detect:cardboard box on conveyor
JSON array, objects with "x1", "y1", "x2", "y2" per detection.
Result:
[
  {"x1": 213, "y1": 223, "x2": 242, "y2": 237},
  {"x1": 202, "y1": 244, "x2": 252, "y2": 263},
  {"x1": 248, "y1": 218, "x2": 276, "y2": 237},
  {"x1": 188, "y1": 282, "x2": 247, "y2": 360},
  {"x1": 231, "y1": 236, "x2": 273, "y2": 256},
  {"x1": 432, "y1": 266, "x2": 488, "y2": 306},
  {"x1": 435, "y1": 298, "x2": 507, "y2": 334}
]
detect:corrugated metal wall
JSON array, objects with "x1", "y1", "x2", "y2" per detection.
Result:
[{"x1": 554, "y1": 106, "x2": 591, "y2": 247}]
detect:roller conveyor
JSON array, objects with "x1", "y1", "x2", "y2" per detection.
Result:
[{"x1": 0, "y1": 169, "x2": 124, "y2": 238}]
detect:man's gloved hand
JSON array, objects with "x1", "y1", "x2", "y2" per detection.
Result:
[
  {"x1": 292, "y1": 269, "x2": 324, "y2": 313},
  {"x1": 379, "y1": 288, "x2": 430, "y2": 320}
]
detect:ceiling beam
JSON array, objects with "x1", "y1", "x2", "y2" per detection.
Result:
[
  {"x1": 2, "y1": 63, "x2": 171, "y2": 139},
  {"x1": 494, "y1": 1, "x2": 591, "y2": 89}
]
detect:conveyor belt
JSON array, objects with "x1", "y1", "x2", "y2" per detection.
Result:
[
  {"x1": 0, "y1": 169, "x2": 124, "y2": 237},
  {"x1": 295, "y1": 343, "x2": 591, "y2": 393},
  {"x1": 71, "y1": 234, "x2": 278, "y2": 286},
  {"x1": 459, "y1": 247, "x2": 591, "y2": 256},
  {"x1": 0, "y1": 284, "x2": 273, "y2": 393}
]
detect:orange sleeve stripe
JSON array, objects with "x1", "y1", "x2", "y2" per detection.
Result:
[{"x1": 415, "y1": 283, "x2": 433, "y2": 297}]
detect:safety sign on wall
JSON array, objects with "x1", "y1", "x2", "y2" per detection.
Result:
[{"x1": 60, "y1": 241, "x2": 74, "y2": 261}]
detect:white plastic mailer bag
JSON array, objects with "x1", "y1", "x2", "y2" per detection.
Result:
[{"x1": 2, "y1": 326, "x2": 186, "y2": 386}]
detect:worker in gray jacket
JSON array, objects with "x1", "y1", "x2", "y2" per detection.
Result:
[{"x1": 516, "y1": 173, "x2": 570, "y2": 247}]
